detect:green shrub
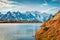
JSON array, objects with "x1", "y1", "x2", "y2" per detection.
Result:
[{"x1": 43, "y1": 27, "x2": 49, "y2": 31}]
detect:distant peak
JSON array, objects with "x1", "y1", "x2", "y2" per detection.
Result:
[{"x1": 52, "y1": 11, "x2": 60, "y2": 20}]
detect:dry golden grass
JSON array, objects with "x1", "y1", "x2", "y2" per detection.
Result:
[{"x1": 36, "y1": 11, "x2": 60, "y2": 40}]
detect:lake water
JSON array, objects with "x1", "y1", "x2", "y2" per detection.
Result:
[{"x1": 0, "y1": 23, "x2": 42, "y2": 40}]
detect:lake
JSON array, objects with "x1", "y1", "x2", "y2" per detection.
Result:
[{"x1": 0, "y1": 23, "x2": 42, "y2": 40}]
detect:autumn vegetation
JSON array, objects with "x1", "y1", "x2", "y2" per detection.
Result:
[{"x1": 35, "y1": 11, "x2": 60, "y2": 40}]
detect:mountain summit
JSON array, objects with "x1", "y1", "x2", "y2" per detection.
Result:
[
  {"x1": 35, "y1": 11, "x2": 60, "y2": 40},
  {"x1": 0, "y1": 11, "x2": 52, "y2": 22}
]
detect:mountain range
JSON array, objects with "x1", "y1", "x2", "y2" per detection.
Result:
[{"x1": 0, "y1": 11, "x2": 53, "y2": 22}]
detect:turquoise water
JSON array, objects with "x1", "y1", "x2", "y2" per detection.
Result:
[{"x1": 0, "y1": 23, "x2": 42, "y2": 40}]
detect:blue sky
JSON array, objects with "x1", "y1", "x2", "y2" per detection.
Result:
[{"x1": 0, "y1": 0, "x2": 60, "y2": 14}]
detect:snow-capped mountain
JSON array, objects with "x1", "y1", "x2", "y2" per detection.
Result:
[
  {"x1": 0, "y1": 11, "x2": 53, "y2": 22},
  {"x1": 0, "y1": 12, "x2": 3, "y2": 19},
  {"x1": 38, "y1": 13, "x2": 53, "y2": 22}
]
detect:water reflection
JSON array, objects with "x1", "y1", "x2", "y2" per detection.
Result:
[{"x1": 0, "y1": 23, "x2": 41, "y2": 40}]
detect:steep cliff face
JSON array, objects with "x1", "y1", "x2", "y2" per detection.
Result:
[{"x1": 36, "y1": 11, "x2": 60, "y2": 40}]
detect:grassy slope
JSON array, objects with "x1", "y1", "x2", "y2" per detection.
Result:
[{"x1": 35, "y1": 11, "x2": 60, "y2": 40}]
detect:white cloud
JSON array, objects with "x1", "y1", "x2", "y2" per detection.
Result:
[
  {"x1": 40, "y1": 7, "x2": 59, "y2": 15},
  {"x1": 0, "y1": 0, "x2": 59, "y2": 14},
  {"x1": 41, "y1": 7, "x2": 57, "y2": 12},
  {"x1": 0, "y1": 3, "x2": 57, "y2": 14},
  {"x1": 44, "y1": 0, "x2": 48, "y2": 4},
  {"x1": 0, "y1": 0, "x2": 48, "y2": 13},
  {"x1": 52, "y1": 0, "x2": 60, "y2": 2},
  {"x1": 0, "y1": 4, "x2": 36, "y2": 14},
  {"x1": 52, "y1": 0, "x2": 57, "y2": 1}
]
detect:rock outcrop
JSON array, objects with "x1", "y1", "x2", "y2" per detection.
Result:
[{"x1": 35, "y1": 11, "x2": 60, "y2": 40}]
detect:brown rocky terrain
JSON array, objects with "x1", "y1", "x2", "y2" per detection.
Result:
[{"x1": 35, "y1": 11, "x2": 60, "y2": 40}]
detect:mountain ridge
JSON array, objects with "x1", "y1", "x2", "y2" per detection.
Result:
[{"x1": 0, "y1": 11, "x2": 53, "y2": 22}]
